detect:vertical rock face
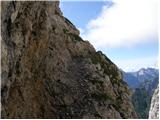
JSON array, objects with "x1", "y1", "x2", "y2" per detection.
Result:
[
  {"x1": 149, "y1": 85, "x2": 159, "y2": 119},
  {"x1": 1, "y1": 1, "x2": 137, "y2": 119}
]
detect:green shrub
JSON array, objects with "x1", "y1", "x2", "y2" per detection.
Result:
[
  {"x1": 110, "y1": 78, "x2": 120, "y2": 85},
  {"x1": 63, "y1": 29, "x2": 69, "y2": 33},
  {"x1": 90, "y1": 51, "x2": 121, "y2": 86},
  {"x1": 90, "y1": 51, "x2": 103, "y2": 64},
  {"x1": 68, "y1": 33, "x2": 83, "y2": 43},
  {"x1": 90, "y1": 51, "x2": 110, "y2": 74}
]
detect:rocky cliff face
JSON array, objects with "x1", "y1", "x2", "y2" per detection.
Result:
[
  {"x1": 149, "y1": 85, "x2": 159, "y2": 119},
  {"x1": 1, "y1": 1, "x2": 137, "y2": 118}
]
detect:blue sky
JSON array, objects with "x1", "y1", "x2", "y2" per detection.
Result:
[
  {"x1": 60, "y1": 1, "x2": 106, "y2": 29},
  {"x1": 60, "y1": 0, "x2": 159, "y2": 72}
]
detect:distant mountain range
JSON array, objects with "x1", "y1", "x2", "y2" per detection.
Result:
[
  {"x1": 123, "y1": 68, "x2": 159, "y2": 90},
  {"x1": 122, "y1": 68, "x2": 159, "y2": 118}
]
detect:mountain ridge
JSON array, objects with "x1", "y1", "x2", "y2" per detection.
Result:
[{"x1": 123, "y1": 67, "x2": 159, "y2": 89}]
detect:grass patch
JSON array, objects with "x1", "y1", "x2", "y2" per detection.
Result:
[
  {"x1": 90, "y1": 51, "x2": 102, "y2": 64},
  {"x1": 90, "y1": 51, "x2": 110, "y2": 75},
  {"x1": 110, "y1": 78, "x2": 120, "y2": 85},
  {"x1": 63, "y1": 29, "x2": 69, "y2": 33},
  {"x1": 68, "y1": 33, "x2": 84, "y2": 43},
  {"x1": 90, "y1": 51, "x2": 121, "y2": 84}
]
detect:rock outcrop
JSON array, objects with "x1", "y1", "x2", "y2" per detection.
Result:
[
  {"x1": 1, "y1": 1, "x2": 137, "y2": 118},
  {"x1": 149, "y1": 85, "x2": 159, "y2": 119}
]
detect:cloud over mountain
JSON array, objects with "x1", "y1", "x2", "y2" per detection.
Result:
[{"x1": 82, "y1": 0, "x2": 158, "y2": 49}]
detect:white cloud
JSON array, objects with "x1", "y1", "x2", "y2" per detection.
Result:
[
  {"x1": 78, "y1": 27, "x2": 85, "y2": 36},
  {"x1": 113, "y1": 56, "x2": 158, "y2": 72},
  {"x1": 114, "y1": 57, "x2": 158, "y2": 72},
  {"x1": 82, "y1": 0, "x2": 158, "y2": 49}
]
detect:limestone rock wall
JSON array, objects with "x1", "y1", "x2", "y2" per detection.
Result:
[{"x1": 1, "y1": 1, "x2": 137, "y2": 119}]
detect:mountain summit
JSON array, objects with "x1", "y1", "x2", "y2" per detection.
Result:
[
  {"x1": 123, "y1": 68, "x2": 158, "y2": 89},
  {"x1": 1, "y1": 1, "x2": 137, "y2": 118}
]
